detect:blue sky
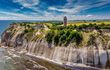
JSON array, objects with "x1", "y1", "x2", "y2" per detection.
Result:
[{"x1": 0, "y1": 0, "x2": 110, "y2": 20}]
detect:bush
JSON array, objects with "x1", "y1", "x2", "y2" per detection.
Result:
[
  {"x1": 45, "y1": 30, "x2": 83, "y2": 47},
  {"x1": 54, "y1": 35, "x2": 59, "y2": 46},
  {"x1": 74, "y1": 31, "x2": 83, "y2": 45},
  {"x1": 87, "y1": 34, "x2": 96, "y2": 46},
  {"x1": 59, "y1": 34, "x2": 67, "y2": 45},
  {"x1": 24, "y1": 28, "x2": 34, "y2": 33},
  {"x1": 46, "y1": 30, "x2": 55, "y2": 44}
]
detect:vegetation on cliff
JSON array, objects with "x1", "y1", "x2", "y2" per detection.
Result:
[
  {"x1": 2, "y1": 21, "x2": 110, "y2": 48},
  {"x1": 46, "y1": 30, "x2": 83, "y2": 46},
  {"x1": 1, "y1": 20, "x2": 110, "y2": 69}
]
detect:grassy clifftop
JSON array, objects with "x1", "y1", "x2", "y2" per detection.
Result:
[{"x1": 3, "y1": 21, "x2": 110, "y2": 49}]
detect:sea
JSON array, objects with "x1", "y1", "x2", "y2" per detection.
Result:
[
  {"x1": 0, "y1": 20, "x2": 41, "y2": 70},
  {"x1": 0, "y1": 20, "x2": 43, "y2": 37}
]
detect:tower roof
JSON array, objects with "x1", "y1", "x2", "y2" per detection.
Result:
[{"x1": 64, "y1": 16, "x2": 67, "y2": 18}]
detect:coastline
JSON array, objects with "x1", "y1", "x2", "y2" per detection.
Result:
[
  {"x1": 26, "y1": 53, "x2": 102, "y2": 70},
  {"x1": 6, "y1": 47, "x2": 101, "y2": 70},
  {"x1": 0, "y1": 39, "x2": 1, "y2": 47}
]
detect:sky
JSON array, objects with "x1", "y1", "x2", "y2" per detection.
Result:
[{"x1": 0, "y1": 0, "x2": 110, "y2": 20}]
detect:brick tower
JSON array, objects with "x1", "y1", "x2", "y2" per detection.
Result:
[{"x1": 63, "y1": 16, "x2": 67, "y2": 26}]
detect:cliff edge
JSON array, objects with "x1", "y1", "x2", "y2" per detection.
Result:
[{"x1": 1, "y1": 21, "x2": 110, "y2": 69}]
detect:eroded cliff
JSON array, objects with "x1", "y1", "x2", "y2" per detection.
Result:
[{"x1": 1, "y1": 22, "x2": 110, "y2": 69}]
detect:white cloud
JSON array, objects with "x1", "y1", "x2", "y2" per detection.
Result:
[
  {"x1": 0, "y1": 11, "x2": 109, "y2": 20},
  {"x1": 0, "y1": 11, "x2": 34, "y2": 20},
  {"x1": 64, "y1": 0, "x2": 76, "y2": 8},
  {"x1": 12, "y1": 0, "x2": 41, "y2": 14},
  {"x1": 13, "y1": 0, "x2": 39, "y2": 8},
  {"x1": 10, "y1": 0, "x2": 110, "y2": 21},
  {"x1": 78, "y1": 0, "x2": 110, "y2": 11},
  {"x1": 0, "y1": 11, "x2": 29, "y2": 17},
  {"x1": 63, "y1": 0, "x2": 110, "y2": 13},
  {"x1": 48, "y1": 6, "x2": 84, "y2": 14},
  {"x1": 86, "y1": 15, "x2": 92, "y2": 17}
]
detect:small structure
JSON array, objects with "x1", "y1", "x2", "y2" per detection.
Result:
[
  {"x1": 33, "y1": 24, "x2": 45, "y2": 29},
  {"x1": 10, "y1": 23, "x2": 17, "y2": 28},
  {"x1": 63, "y1": 16, "x2": 67, "y2": 26}
]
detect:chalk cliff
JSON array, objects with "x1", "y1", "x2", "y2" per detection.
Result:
[{"x1": 1, "y1": 22, "x2": 110, "y2": 69}]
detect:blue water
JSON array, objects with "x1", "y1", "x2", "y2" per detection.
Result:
[
  {"x1": 0, "y1": 20, "x2": 11, "y2": 36},
  {"x1": 0, "y1": 20, "x2": 42, "y2": 37}
]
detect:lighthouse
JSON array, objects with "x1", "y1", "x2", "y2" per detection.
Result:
[{"x1": 63, "y1": 16, "x2": 67, "y2": 26}]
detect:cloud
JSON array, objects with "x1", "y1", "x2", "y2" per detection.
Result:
[
  {"x1": 12, "y1": 0, "x2": 41, "y2": 14},
  {"x1": 0, "y1": 10, "x2": 110, "y2": 20},
  {"x1": 79, "y1": 0, "x2": 110, "y2": 11},
  {"x1": 86, "y1": 15, "x2": 92, "y2": 17},
  {"x1": 0, "y1": 12, "x2": 110, "y2": 20},
  {"x1": 12, "y1": 0, "x2": 110, "y2": 17},
  {"x1": 0, "y1": 0, "x2": 110, "y2": 20},
  {"x1": 62, "y1": 0, "x2": 110, "y2": 13},
  {"x1": 0, "y1": 11, "x2": 34, "y2": 20},
  {"x1": 13, "y1": 0, "x2": 39, "y2": 8},
  {"x1": 48, "y1": 6, "x2": 84, "y2": 14},
  {"x1": 0, "y1": 11, "x2": 29, "y2": 17},
  {"x1": 0, "y1": 11, "x2": 110, "y2": 20},
  {"x1": 64, "y1": 0, "x2": 77, "y2": 8}
]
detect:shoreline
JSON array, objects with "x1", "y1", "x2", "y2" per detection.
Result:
[
  {"x1": 0, "y1": 46, "x2": 104, "y2": 70},
  {"x1": 2, "y1": 46, "x2": 103, "y2": 70},
  {"x1": 26, "y1": 53, "x2": 102, "y2": 70}
]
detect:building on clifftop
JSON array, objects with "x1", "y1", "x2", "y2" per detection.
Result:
[{"x1": 63, "y1": 16, "x2": 67, "y2": 26}]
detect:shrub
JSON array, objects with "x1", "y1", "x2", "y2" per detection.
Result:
[
  {"x1": 54, "y1": 35, "x2": 60, "y2": 46},
  {"x1": 87, "y1": 34, "x2": 96, "y2": 46},
  {"x1": 46, "y1": 30, "x2": 55, "y2": 44},
  {"x1": 74, "y1": 31, "x2": 83, "y2": 45},
  {"x1": 45, "y1": 29, "x2": 83, "y2": 47}
]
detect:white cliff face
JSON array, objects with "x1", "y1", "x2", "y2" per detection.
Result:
[
  {"x1": 0, "y1": 39, "x2": 1, "y2": 44},
  {"x1": 21, "y1": 40, "x2": 110, "y2": 68},
  {"x1": 1, "y1": 23, "x2": 110, "y2": 69},
  {"x1": 3, "y1": 35, "x2": 110, "y2": 68},
  {"x1": 0, "y1": 39, "x2": 1, "y2": 47}
]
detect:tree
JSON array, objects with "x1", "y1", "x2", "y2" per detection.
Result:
[
  {"x1": 74, "y1": 31, "x2": 83, "y2": 46},
  {"x1": 59, "y1": 34, "x2": 67, "y2": 46},
  {"x1": 46, "y1": 30, "x2": 54, "y2": 44},
  {"x1": 54, "y1": 34, "x2": 59, "y2": 46},
  {"x1": 87, "y1": 34, "x2": 96, "y2": 46}
]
